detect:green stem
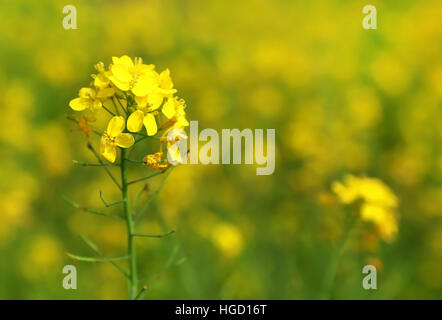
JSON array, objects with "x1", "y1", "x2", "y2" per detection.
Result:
[
  {"x1": 115, "y1": 96, "x2": 128, "y2": 115},
  {"x1": 319, "y1": 213, "x2": 358, "y2": 299},
  {"x1": 102, "y1": 105, "x2": 116, "y2": 116},
  {"x1": 132, "y1": 230, "x2": 175, "y2": 238},
  {"x1": 120, "y1": 149, "x2": 138, "y2": 299},
  {"x1": 134, "y1": 167, "x2": 174, "y2": 222},
  {"x1": 128, "y1": 169, "x2": 169, "y2": 186},
  {"x1": 88, "y1": 143, "x2": 122, "y2": 190}
]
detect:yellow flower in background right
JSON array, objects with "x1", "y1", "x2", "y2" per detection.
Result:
[{"x1": 332, "y1": 175, "x2": 399, "y2": 242}]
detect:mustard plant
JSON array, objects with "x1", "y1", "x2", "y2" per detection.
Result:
[{"x1": 64, "y1": 55, "x2": 189, "y2": 299}]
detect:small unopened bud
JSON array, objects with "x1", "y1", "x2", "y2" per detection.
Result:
[{"x1": 94, "y1": 61, "x2": 105, "y2": 73}]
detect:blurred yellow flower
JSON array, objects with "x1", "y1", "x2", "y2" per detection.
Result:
[
  {"x1": 20, "y1": 235, "x2": 62, "y2": 280},
  {"x1": 332, "y1": 175, "x2": 399, "y2": 242},
  {"x1": 35, "y1": 123, "x2": 72, "y2": 176},
  {"x1": 68, "y1": 115, "x2": 96, "y2": 139},
  {"x1": 370, "y1": 53, "x2": 410, "y2": 96},
  {"x1": 211, "y1": 223, "x2": 244, "y2": 258},
  {"x1": 332, "y1": 175, "x2": 397, "y2": 207},
  {"x1": 100, "y1": 116, "x2": 134, "y2": 162},
  {"x1": 0, "y1": 82, "x2": 33, "y2": 151}
]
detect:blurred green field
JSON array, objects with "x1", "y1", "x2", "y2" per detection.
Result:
[{"x1": 0, "y1": 0, "x2": 441, "y2": 299}]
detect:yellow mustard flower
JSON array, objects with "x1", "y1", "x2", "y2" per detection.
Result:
[
  {"x1": 332, "y1": 175, "x2": 399, "y2": 242},
  {"x1": 361, "y1": 203, "x2": 398, "y2": 241},
  {"x1": 156, "y1": 98, "x2": 189, "y2": 165},
  {"x1": 128, "y1": 94, "x2": 188, "y2": 137},
  {"x1": 134, "y1": 94, "x2": 163, "y2": 112},
  {"x1": 107, "y1": 55, "x2": 157, "y2": 97},
  {"x1": 126, "y1": 108, "x2": 158, "y2": 136},
  {"x1": 100, "y1": 116, "x2": 134, "y2": 163},
  {"x1": 332, "y1": 175, "x2": 398, "y2": 207},
  {"x1": 164, "y1": 129, "x2": 188, "y2": 164},
  {"x1": 162, "y1": 97, "x2": 190, "y2": 128},
  {"x1": 69, "y1": 87, "x2": 115, "y2": 111},
  {"x1": 133, "y1": 68, "x2": 177, "y2": 108},
  {"x1": 211, "y1": 223, "x2": 244, "y2": 259},
  {"x1": 157, "y1": 68, "x2": 177, "y2": 96},
  {"x1": 92, "y1": 61, "x2": 111, "y2": 89}
]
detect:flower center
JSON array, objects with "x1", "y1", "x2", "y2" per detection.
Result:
[
  {"x1": 103, "y1": 132, "x2": 115, "y2": 144},
  {"x1": 129, "y1": 73, "x2": 140, "y2": 89}
]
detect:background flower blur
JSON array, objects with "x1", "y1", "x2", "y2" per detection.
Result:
[{"x1": 0, "y1": 0, "x2": 441, "y2": 299}]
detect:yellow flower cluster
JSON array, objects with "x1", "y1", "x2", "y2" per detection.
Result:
[
  {"x1": 332, "y1": 175, "x2": 399, "y2": 242},
  {"x1": 68, "y1": 55, "x2": 189, "y2": 164}
]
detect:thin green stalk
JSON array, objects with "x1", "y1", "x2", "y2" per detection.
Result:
[
  {"x1": 88, "y1": 143, "x2": 122, "y2": 190},
  {"x1": 134, "y1": 286, "x2": 147, "y2": 300},
  {"x1": 124, "y1": 158, "x2": 143, "y2": 164},
  {"x1": 73, "y1": 160, "x2": 119, "y2": 167},
  {"x1": 134, "y1": 167, "x2": 174, "y2": 222},
  {"x1": 99, "y1": 190, "x2": 125, "y2": 207},
  {"x1": 319, "y1": 213, "x2": 358, "y2": 299},
  {"x1": 133, "y1": 183, "x2": 148, "y2": 210},
  {"x1": 66, "y1": 252, "x2": 130, "y2": 262},
  {"x1": 115, "y1": 96, "x2": 128, "y2": 115},
  {"x1": 61, "y1": 194, "x2": 124, "y2": 220},
  {"x1": 132, "y1": 230, "x2": 175, "y2": 238},
  {"x1": 120, "y1": 149, "x2": 138, "y2": 299},
  {"x1": 128, "y1": 169, "x2": 169, "y2": 186},
  {"x1": 102, "y1": 105, "x2": 116, "y2": 116},
  {"x1": 111, "y1": 98, "x2": 120, "y2": 115},
  {"x1": 79, "y1": 235, "x2": 129, "y2": 279}
]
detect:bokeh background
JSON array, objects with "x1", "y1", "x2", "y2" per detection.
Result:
[{"x1": 0, "y1": 0, "x2": 441, "y2": 299}]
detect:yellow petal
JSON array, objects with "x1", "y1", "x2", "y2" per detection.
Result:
[
  {"x1": 115, "y1": 133, "x2": 135, "y2": 148},
  {"x1": 135, "y1": 63, "x2": 155, "y2": 75},
  {"x1": 135, "y1": 95, "x2": 148, "y2": 108},
  {"x1": 79, "y1": 87, "x2": 96, "y2": 99},
  {"x1": 127, "y1": 110, "x2": 144, "y2": 132},
  {"x1": 159, "y1": 69, "x2": 173, "y2": 90},
  {"x1": 162, "y1": 98, "x2": 176, "y2": 119},
  {"x1": 94, "y1": 73, "x2": 109, "y2": 89},
  {"x1": 147, "y1": 91, "x2": 164, "y2": 111},
  {"x1": 108, "y1": 74, "x2": 130, "y2": 91},
  {"x1": 69, "y1": 97, "x2": 87, "y2": 111},
  {"x1": 113, "y1": 55, "x2": 134, "y2": 69},
  {"x1": 96, "y1": 87, "x2": 115, "y2": 98},
  {"x1": 132, "y1": 74, "x2": 157, "y2": 96},
  {"x1": 101, "y1": 143, "x2": 117, "y2": 163},
  {"x1": 175, "y1": 115, "x2": 190, "y2": 127},
  {"x1": 107, "y1": 116, "x2": 126, "y2": 137},
  {"x1": 111, "y1": 64, "x2": 132, "y2": 83},
  {"x1": 143, "y1": 113, "x2": 158, "y2": 136}
]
